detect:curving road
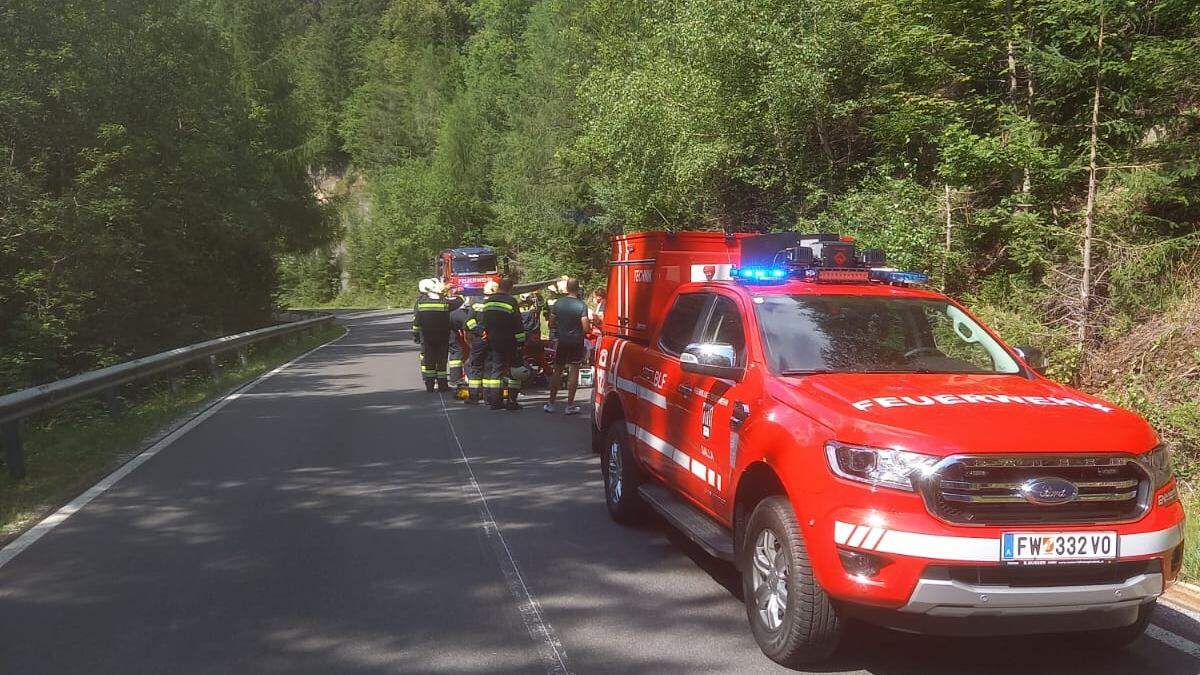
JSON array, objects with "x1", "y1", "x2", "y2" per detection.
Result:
[{"x1": 1, "y1": 310, "x2": 1198, "y2": 674}]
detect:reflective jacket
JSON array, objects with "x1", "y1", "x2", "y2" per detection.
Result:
[
  {"x1": 479, "y1": 293, "x2": 526, "y2": 348},
  {"x1": 464, "y1": 301, "x2": 487, "y2": 343},
  {"x1": 412, "y1": 295, "x2": 463, "y2": 341}
]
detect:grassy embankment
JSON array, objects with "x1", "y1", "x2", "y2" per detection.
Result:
[{"x1": 0, "y1": 324, "x2": 346, "y2": 540}]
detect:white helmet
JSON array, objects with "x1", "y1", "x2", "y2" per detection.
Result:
[
  {"x1": 483, "y1": 280, "x2": 500, "y2": 295},
  {"x1": 418, "y1": 278, "x2": 445, "y2": 297}
]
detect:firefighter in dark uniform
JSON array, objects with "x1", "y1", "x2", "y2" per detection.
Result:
[
  {"x1": 412, "y1": 278, "x2": 463, "y2": 393},
  {"x1": 447, "y1": 299, "x2": 469, "y2": 395},
  {"x1": 463, "y1": 295, "x2": 490, "y2": 405},
  {"x1": 479, "y1": 277, "x2": 528, "y2": 410}
]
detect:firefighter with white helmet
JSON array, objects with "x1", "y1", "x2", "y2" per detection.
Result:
[
  {"x1": 479, "y1": 276, "x2": 528, "y2": 410},
  {"x1": 412, "y1": 278, "x2": 462, "y2": 392}
]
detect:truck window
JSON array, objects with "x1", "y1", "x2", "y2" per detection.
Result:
[
  {"x1": 697, "y1": 295, "x2": 746, "y2": 366},
  {"x1": 660, "y1": 293, "x2": 712, "y2": 355},
  {"x1": 755, "y1": 295, "x2": 1020, "y2": 375},
  {"x1": 452, "y1": 255, "x2": 498, "y2": 274}
]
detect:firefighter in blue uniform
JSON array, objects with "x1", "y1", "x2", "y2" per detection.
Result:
[
  {"x1": 412, "y1": 278, "x2": 463, "y2": 392},
  {"x1": 479, "y1": 277, "x2": 528, "y2": 410}
]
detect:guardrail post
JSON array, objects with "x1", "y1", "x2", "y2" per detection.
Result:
[
  {"x1": 237, "y1": 348, "x2": 248, "y2": 367},
  {"x1": 104, "y1": 388, "x2": 123, "y2": 415},
  {"x1": 2, "y1": 421, "x2": 25, "y2": 481},
  {"x1": 207, "y1": 354, "x2": 220, "y2": 381}
]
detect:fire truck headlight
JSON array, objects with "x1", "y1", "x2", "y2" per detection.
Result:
[
  {"x1": 825, "y1": 441, "x2": 938, "y2": 492},
  {"x1": 1136, "y1": 444, "x2": 1174, "y2": 490}
]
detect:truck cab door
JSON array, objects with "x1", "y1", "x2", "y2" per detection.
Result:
[
  {"x1": 632, "y1": 293, "x2": 713, "y2": 486},
  {"x1": 675, "y1": 294, "x2": 751, "y2": 516}
]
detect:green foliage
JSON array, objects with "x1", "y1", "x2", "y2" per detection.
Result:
[{"x1": 0, "y1": 0, "x2": 329, "y2": 392}]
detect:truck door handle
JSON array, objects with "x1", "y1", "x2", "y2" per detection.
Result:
[{"x1": 676, "y1": 384, "x2": 693, "y2": 397}]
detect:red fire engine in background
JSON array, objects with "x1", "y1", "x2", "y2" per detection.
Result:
[
  {"x1": 436, "y1": 246, "x2": 502, "y2": 295},
  {"x1": 591, "y1": 230, "x2": 1185, "y2": 666}
]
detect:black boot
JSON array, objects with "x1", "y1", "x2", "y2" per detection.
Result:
[
  {"x1": 505, "y1": 391, "x2": 521, "y2": 411},
  {"x1": 436, "y1": 378, "x2": 449, "y2": 392},
  {"x1": 464, "y1": 389, "x2": 480, "y2": 405},
  {"x1": 425, "y1": 379, "x2": 435, "y2": 393}
]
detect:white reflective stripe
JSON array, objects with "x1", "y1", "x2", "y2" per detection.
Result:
[
  {"x1": 671, "y1": 449, "x2": 690, "y2": 469},
  {"x1": 1120, "y1": 524, "x2": 1184, "y2": 557},
  {"x1": 874, "y1": 529, "x2": 999, "y2": 562},
  {"x1": 614, "y1": 375, "x2": 667, "y2": 409},
  {"x1": 835, "y1": 520, "x2": 1185, "y2": 563},
  {"x1": 847, "y1": 526, "x2": 870, "y2": 548},
  {"x1": 615, "y1": 376, "x2": 638, "y2": 396},
  {"x1": 861, "y1": 527, "x2": 886, "y2": 550},
  {"x1": 640, "y1": 386, "x2": 668, "y2": 408},
  {"x1": 627, "y1": 422, "x2": 717, "y2": 486}
]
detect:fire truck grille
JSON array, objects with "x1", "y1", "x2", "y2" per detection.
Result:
[{"x1": 921, "y1": 455, "x2": 1150, "y2": 525}]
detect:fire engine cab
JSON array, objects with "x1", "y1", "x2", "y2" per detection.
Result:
[
  {"x1": 591, "y1": 230, "x2": 1185, "y2": 666},
  {"x1": 436, "y1": 246, "x2": 501, "y2": 296}
]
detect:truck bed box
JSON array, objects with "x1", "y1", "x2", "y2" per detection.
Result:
[{"x1": 606, "y1": 231, "x2": 745, "y2": 342}]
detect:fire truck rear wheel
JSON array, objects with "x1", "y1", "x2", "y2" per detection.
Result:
[
  {"x1": 601, "y1": 422, "x2": 645, "y2": 524},
  {"x1": 742, "y1": 496, "x2": 843, "y2": 666}
]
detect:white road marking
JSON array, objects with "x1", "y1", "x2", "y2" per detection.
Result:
[
  {"x1": 0, "y1": 325, "x2": 352, "y2": 571},
  {"x1": 438, "y1": 394, "x2": 571, "y2": 675},
  {"x1": 1164, "y1": 598, "x2": 1200, "y2": 624},
  {"x1": 1148, "y1": 624, "x2": 1200, "y2": 659}
]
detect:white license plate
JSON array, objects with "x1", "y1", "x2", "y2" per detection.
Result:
[{"x1": 1001, "y1": 532, "x2": 1118, "y2": 562}]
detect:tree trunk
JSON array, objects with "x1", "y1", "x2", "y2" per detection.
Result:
[
  {"x1": 942, "y1": 184, "x2": 953, "y2": 282},
  {"x1": 1079, "y1": 13, "x2": 1105, "y2": 352}
]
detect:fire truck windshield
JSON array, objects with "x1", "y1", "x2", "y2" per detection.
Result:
[
  {"x1": 451, "y1": 255, "x2": 497, "y2": 274},
  {"x1": 755, "y1": 295, "x2": 1021, "y2": 375}
]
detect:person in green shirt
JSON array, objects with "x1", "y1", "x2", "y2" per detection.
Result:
[{"x1": 544, "y1": 278, "x2": 590, "y2": 415}]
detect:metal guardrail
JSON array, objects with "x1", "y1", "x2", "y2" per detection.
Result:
[{"x1": 0, "y1": 314, "x2": 335, "y2": 480}]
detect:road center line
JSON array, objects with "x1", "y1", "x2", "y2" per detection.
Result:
[
  {"x1": 0, "y1": 325, "x2": 352, "y2": 571},
  {"x1": 437, "y1": 393, "x2": 571, "y2": 675}
]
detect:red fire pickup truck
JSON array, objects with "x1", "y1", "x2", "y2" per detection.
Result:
[{"x1": 591, "y1": 231, "x2": 1185, "y2": 666}]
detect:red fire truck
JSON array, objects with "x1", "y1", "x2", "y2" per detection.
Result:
[
  {"x1": 591, "y1": 231, "x2": 1185, "y2": 666},
  {"x1": 436, "y1": 246, "x2": 502, "y2": 295}
]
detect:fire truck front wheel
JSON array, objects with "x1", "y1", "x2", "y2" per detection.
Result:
[
  {"x1": 601, "y1": 423, "x2": 645, "y2": 524},
  {"x1": 742, "y1": 496, "x2": 843, "y2": 666}
]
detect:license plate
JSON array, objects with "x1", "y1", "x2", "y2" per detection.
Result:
[{"x1": 1001, "y1": 532, "x2": 1118, "y2": 562}]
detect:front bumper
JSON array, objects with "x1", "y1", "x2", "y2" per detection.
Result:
[
  {"x1": 806, "y1": 485, "x2": 1186, "y2": 630},
  {"x1": 901, "y1": 569, "x2": 1162, "y2": 616}
]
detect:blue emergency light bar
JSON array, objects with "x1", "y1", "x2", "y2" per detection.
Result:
[
  {"x1": 730, "y1": 265, "x2": 928, "y2": 286},
  {"x1": 730, "y1": 266, "x2": 787, "y2": 282}
]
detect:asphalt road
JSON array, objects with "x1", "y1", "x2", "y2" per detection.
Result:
[{"x1": 1, "y1": 309, "x2": 1198, "y2": 674}]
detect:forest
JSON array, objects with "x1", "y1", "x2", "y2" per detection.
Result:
[{"x1": 2, "y1": 0, "x2": 1198, "y2": 471}]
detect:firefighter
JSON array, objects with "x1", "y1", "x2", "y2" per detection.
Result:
[
  {"x1": 412, "y1": 278, "x2": 463, "y2": 393},
  {"x1": 447, "y1": 299, "x2": 469, "y2": 395},
  {"x1": 480, "y1": 277, "x2": 528, "y2": 410},
  {"x1": 463, "y1": 293, "x2": 490, "y2": 405}
]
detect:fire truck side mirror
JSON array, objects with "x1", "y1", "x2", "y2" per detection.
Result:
[
  {"x1": 1014, "y1": 345, "x2": 1047, "y2": 374},
  {"x1": 680, "y1": 343, "x2": 744, "y2": 381}
]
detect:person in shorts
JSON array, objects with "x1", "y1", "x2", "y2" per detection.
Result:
[{"x1": 544, "y1": 278, "x2": 590, "y2": 415}]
